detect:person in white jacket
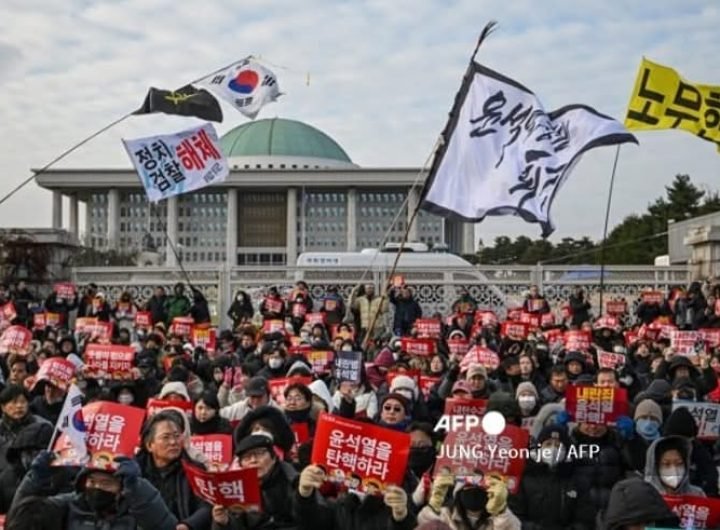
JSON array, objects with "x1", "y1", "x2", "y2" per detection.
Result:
[{"x1": 219, "y1": 376, "x2": 281, "y2": 423}]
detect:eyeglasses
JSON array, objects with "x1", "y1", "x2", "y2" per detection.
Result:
[
  {"x1": 285, "y1": 394, "x2": 307, "y2": 404},
  {"x1": 383, "y1": 405, "x2": 403, "y2": 413}
]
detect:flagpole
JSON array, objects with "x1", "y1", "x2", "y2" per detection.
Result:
[{"x1": 598, "y1": 144, "x2": 622, "y2": 316}]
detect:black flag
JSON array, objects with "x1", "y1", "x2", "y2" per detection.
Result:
[{"x1": 134, "y1": 85, "x2": 223, "y2": 122}]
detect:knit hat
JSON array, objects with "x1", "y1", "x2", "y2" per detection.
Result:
[
  {"x1": 158, "y1": 381, "x2": 190, "y2": 401},
  {"x1": 633, "y1": 399, "x2": 663, "y2": 423},
  {"x1": 515, "y1": 381, "x2": 539, "y2": 399},
  {"x1": 465, "y1": 363, "x2": 487, "y2": 380},
  {"x1": 389, "y1": 375, "x2": 418, "y2": 401},
  {"x1": 662, "y1": 406, "x2": 697, "y2": 438},
  {"x1": 380, "y1": 393, "x2": 410, "y2": 415}
]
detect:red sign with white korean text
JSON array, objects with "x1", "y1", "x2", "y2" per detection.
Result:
[
  {"x1": 89, "y1": 321, "x2": 114, "y2": 343},
  {"x1": 662, "y1": 494, "x2": 720, "y2": 529},
  {"x1": 506, "y1": 308, "x2": 523, "y2": 321},
  {"x1": 34, "y1": 357, "x2": 76, "y2": 391},
  {"x1": 443, "y1": 398, "x2": 487, "y2": 417},
  {"x1": 594, "y1": 316, "x2": 620, "y2": 331},
  {"x1": 0, "y1": 303, "x2": 16, "y2": 323},
  {"x1": 268, "y1": 376, "x2": 312, "y2": 407},
  {"x1": 434, "y1": 423, "x2": 529, "y2": 494},
  {"x1": 54, "y1": 282, "x2": 76, "y2": 301},
  {"x1": 183, "y1": 461, "x2": 262, "y2": 510},
  {"x1": 305, "y1": 350, "x2": 335, "y2": 374},
  {"x1": 565, "y1": 385, "x2": 628, "y2": 425},
  {"x1": 419, "y1": 375, "x2": 440, "y2": 399},
  {"x1": 135, "y1": 311, "x2": 152, "y2": 329},
  {"x1": 264, "y1": 298, "x2": 284, "y2": 315},
  {"x1": 700, "y1": 328, "x2": 720, "y2": 348},
  {"x1": 311, "y1": 412, "x2": 410, "y2": 493},
  {"x1": 385, "y1": 369, "x2": 421, "y2": 388},
  {"x1": 291, "y1": 303, "x2": 308, "y2": 319},
  {"x1": 474, "y1": 311, "x2": 498, "y2": 327},
  {"x1": 85, "y1": 344, "x2": 136, "y2": 380},
  {"x1": 461, "y1": 346, "x2": 500, "y2": 371},
  {"x1": 192, "y1": 327, "x2": 217, "y2": 353},
  {"x1": 415, "y1": 319, "x2": 442, "y2": 339},
  {"x1": 262, "y1": 319, "x2": 285, "y2": 334},
  {"x1": 605, "y1": 300, "x2": 627, "y2": 315},
  {"x1": 624, "y1": 330, "x2": 639, "y2": 346},
  {"x1": 53, "y1": 401, "x2": 146, "y2": 469},
  {"x1": 641, "y1": 290, "x2": 664, "y2": 304},
  {"x1": 500, "y1": 322, "x2": 529, "y2": 341},
  {"x1": 519, "y1": 312, "x2": 541, "y2": 329},
  {"x1": 170, "y1": 316, "x2": 194, "y2": 337},
  {"x1": 564, "y1": 330, "x2": 592, "y2": 351},
  {"x1": 597, "y1": 351, "x2": 626, "y2": 370},
  {"x1": 540, "y1": 312, "x2": 555, "y2": 327},
  {"x1": 638, "y1": 323, "x2": 661, "y2": 342},
  {"x1": 75, "y1": 317, "x2": 98, "y2": 334},
  {"x1": 543, "y1": 328, "x2": 564, "y2": 348},
  {"x1": 0, "y1": 326, "x2": 32, "y2": 355},
  {"x1": 447, "y1": 338, "x2": 470, "y2": 356},
  {"x1": 146, "y1": 398, "x2": 194, "y2": 418},
  {"x1": 671, "y1": 330, "x2": 703, "y2": 356},
  {"x1": 305, "y1": 312, "x2": 326, "y2": 326},
  {"x1": 401, "y1": 337, "x2": 436, "y2": 356},
  {"x1": 190, "y1": 434, "x2": 233, "y2": 471}
]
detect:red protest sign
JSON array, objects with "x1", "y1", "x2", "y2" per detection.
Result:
[
  {"x1": 564, "y1": 330, "x2": 592, "y2": 351},
  {"x1": 671, "y1": 330, "x2": 703, "y2": 356},
  {"x1": 268, "y1": 376, "x2": 312, "y2": 407},
  {"x1": 415, "y1": 319, "x2": 442, "y2": 339},
  {"x1": 519, "y1": 312, "x2": 541, "y2": 329},
  {"x1": 662, "y1": 494, "x2": 720, "y2": 529},
  {"x1": 605, "y1": 300, "x2": 627, "y2": 315},
  {"x1": 443, "y1": 398, "x2": 487, "y2": 417},
  {"x1": 624, "y1": 330, "x2": 639, "y2": 346},
  {"x1": 461, "y1": 346, "x2": 500, "y2": 371},
  {"x1": 401, "y1": 337, "x2": 436, "y2": 356},
  {"x1": 543, "y1": 328, "x2": 564, "y2": 348},
  {"x1": 540, "y1": 312, "x2": 555, "y2": 327},
  {"x1": 146, "y1": 398, "x2": 193, "y2": 418},
  {"x1": 192, "y1": 327, "x2": 217, "y2": 353},
  {"x1": 135, "y1": 311, "x2": 152, "y2": 329},
  {"x1": 0, "y1": 326, "x2": 32, "y2": 355},
  {"x1": 34, "y1": 312, "x2": 61, "y2": 330},
  {"x1": 304, "y1": 350, "x2": 335, "y2": 374},
  {"x1": 434, "y1": 423, "x2": 529, "y2": 494},
  {"x1": 0, "y1": 303, "x2": 16, "y2": 323},
  {"x1": 700, "y1": 328, "x2": 720, "y2": 348},
  {"x1": 183, "y1": 461, "x2": 262, "y2": 510},
  {"x1": 311, "y1": 412, "x2": 410, "y2": 493},
  {"x1": 638, "y1": 323, "x2": 661, "y2": 342},
  {"x1": 305, "y1": 313, "x2": 326, "y2": 326},
  {"x1": 565, "y1": 385, "x2": 629, "y2": 425},
  {"x1": 474, "y1": 311, "x2": 498, "y2": 327},
  {"x1": 291, "y1": 422, "x2": 310, "y2": 446},
  {"x1": 54, "y1": 282, "x2": 76, "y2": 301},
  {"x1": 34, "y1": 357, "x2": 75, "y2": 391},
  {"x1": 262, "y1": 319, "x2": 285, "y2": 334},
  {"x1": 419, "y1": 375, "x2": 440, "y2": 399},
  {"x1": 85, "y1": 344, "x2": 136, "y2": 380},
  {"x1": 506, "y1": 308, "x2": 523, "y2": 321},
  {"x1": 500, "y1": 322, "x2": 529, "y2": 341},
  {"x1": 264, "y1": 298, "x2": 284, "y2": 315},
  {"x1": 385, "y1": 369, "x2": 421, "y2": 388},
  {"x1": 89, "y1": 321, "x2": 114, "y2": 343},
  {"x1": 291, "y1": 303, "x2": 308, "y2": 319},
  {"x1": 447, "y1": 338, "x2": 470, "y2": 356},
  {"x1": 53, "y1": 401, "x2": 146, "y2": 469},
  {"x1": 597, "y1": 350, "x2": 626, "y2": 370},
  {"x1": 75, "y1": 317, "x2": 98, "y2": 334},
  {"x1": 642, "y1": 290, "x2": 664, "y2": 304},
  {"x1": 190, "y1": 434, "x2": 233, "y2": 471},
  {"x1": 170, "y1": 316, "x2": 194, "y2": 337},
  {"x1": 594, "y1": 316, "x2": 620, "y2": 331}
]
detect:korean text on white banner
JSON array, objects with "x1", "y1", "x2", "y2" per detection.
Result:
[{"x1": 123, "y1": 122, "x2": 229, "y2": 203}]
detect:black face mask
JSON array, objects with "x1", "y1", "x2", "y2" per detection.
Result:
[
  {"x1": 458, "y1": 486, "x2": 488, "y2": 513},
  {"x1": 286, "y1": 408, "x2": 311, "y2": 423},
  {"x1": 85, "y1": 488, "x2": 118, "y2": 513},
  {"x1": 408, "y1": 446, "x2": 436, "y2": 476}
]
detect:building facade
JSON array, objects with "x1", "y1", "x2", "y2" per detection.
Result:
[{"x1": 37, "y1": 118, "x2": 476, "y2": 266}]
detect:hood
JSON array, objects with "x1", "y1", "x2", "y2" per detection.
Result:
[
  {"x1": 668, "y1": 356, "x2": 699, "y2": 379},
  {"x1": 603, "y1": 477, "x2": 679, "y2": 530},
  {"x1": 644, "y1": 435, "x2": 697, "y2": 495},
  {"x1": 662, "y1": 406, "x2": 697, "y2": 438},
  {"x1": 515, "y1": 381, "x2": 538, "y2": 399},
  {"x1": 158, "y1": 381, "x2": 190, "y2": 401},
  {"x1": 530, "y1": 402, "x2": 567, "y2": 441},
  {"x1": 286, "y1": 359, "x2": 313, "y2": 377},
  {"x1": 308, "y1": 379, "x2": 333, "y2": 413}
]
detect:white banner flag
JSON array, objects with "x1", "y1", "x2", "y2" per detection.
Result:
[
  {"x1": 53, "y1": 383, "x2": 88, "y2": 461},
  {"x1": 200, "y1": 57, "x2": 280, "y2": 119},
  {"x1": 421, "y1": 63, "x2": 637, "y2": 236},
  {"x1": 123, "y1": 123, "x2": 229, "y2": 202}
]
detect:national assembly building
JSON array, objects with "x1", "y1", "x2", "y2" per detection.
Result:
[{"x1": 36, "y1": 118, "x2": 476, "y2": 266}]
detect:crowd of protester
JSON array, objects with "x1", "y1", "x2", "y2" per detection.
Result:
[{"x1": 0, "y1": 277, "x2": 719, "y2": 529}]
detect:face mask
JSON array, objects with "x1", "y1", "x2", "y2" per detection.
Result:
[
  {"x1": 236, "y1": 295, "x2": 243, "y2": 301},
  {"x1": 269, "y1": 358, "x2": 283, "y2": 369},
  {"x1": 85, "y1": 488, "x2": 117, "y2": 513},
  {"x1": 660, "y1": 466, "x2": 685, "y2": 489},
  {"x1": 341, "y1": 345, "x2": 353, "y2": 352},
  {"x1": 408, "y1": 446, "x2": 436, "y2": 476},
  {"x1": 285, "y1": 408, "x2": 310, "y2": 422},
  {"x1": 518, "y1": 396, "x2": 536, "y2": 412},
  {"x1": 117, "y1": 393, "x2": 133, "y2": 405},
  {"x1": 635, "y1": 418, "x2": 660, "y2": 441},
  {"x1": 540, "y1": 445, "x2": 566, "y2": 466},
  {"x1": 458, "y1": 487, "x2": 488, "y2": 512}
]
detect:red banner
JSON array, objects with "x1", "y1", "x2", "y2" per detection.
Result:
[
  {"x1": 506, "y1": 308, "x2": 523, "y2": 321},
  {"x1": 565, "y1": 385, "x2": 628, "y2": 425},
  {"x1": 183, "y1": 461, "x2": 262, "y2": 510},
  {"x1": 192, "y1": 327, "x2": 217, "y2": 353},
  {"x1": 671, "y1": 330, "x2": 703, "y2": 356},
  {"x1": 474, "y1": 311, "x2": 498, "y2": 327},
  {"x1": 0, "y1": 303, "x2": 16, "y2": 323},
  {"x1": 53, "y1": 401, "x2": 146, "y2": 469},
  {"x1": 292, "y1": 422, "x2": 311, "y2": 446},
  {"x1": 461, "y1": 346, "x2": 500, "y2": 371},
  {"x1": 190, "y1": 434, "x2": 233, "y2": 471},
  {"x1": 543, "y1": 328, "x2": 564, "y2": 348},
  {"x1": 146, "y1": 398, "x2": 193, "y2": 418},
  {"x1": 447, "y1": 338, "x2": 470, "y2": 356},
  {"x1": 434, "y1": 423, "x2": 529, "y2": 494},
  {"x1": 311, "y1": 412, "x2": 410, "y2": 493},
  {"x1": 624, "y1": 330, "x2": 639, "y2": 346},
  {"x1": 662, "y1": 494, "x2": 720, "y2": 529},
  {"x1": 170, "y1": 316, "x2": 194, "y2": 337},
  {"x1": 85, "y1": 344, "x2": 136, "y2": 380},
  {"x1": 638, "y1": 323, "x2": 661, "y2": 342},
  {"x1": 305, "y1": 312, "x2": 326, "y2": 326},
  {"x1": 401, "y1": 337, "x2": 436, "y2": 356},
  {"x1": 597, "y1": 350, "x2": 627, "y2": 370},
  {"x1": 291, "y1": 303, "x2": 308, "y2": 319},
  {"x1": 540, "y1": 312, "x2": 555, "y2": 327},
  {"x1": 262, "y1": 319, "x2": 285, "y2": 334},
  {"x1": 594, "y1": 316, "x2": 620, "y2": 331},
  {"x1": 419, "y1": 375, "x2": 441, "y2": 399},
  {"x1": 53, "y1": 282, "x2": 76, "y2": 301},
  {"x1": 700, "y1": 328, "x2": 720, "y2": 348},
  {"x1": 443, "y1": 398, "x2": 487, "y2": 417},
  {"x1": 641, "y1": 290, "x2": 664, "y2": 304},
  {"x1": 564, "y1": 330, "x2": 592, "y2": 351},
  {"x1": 415, "y1": 319, "x2": 442, "y2": 339},
  {"x1": 304, "y1": 350, "x2": 335, "y2": 374},
  {"x1": 519, "y1": 312, "x2": 541, "y2": 329},
  {"x1": 500, "y1": 322, "x2": 529, "y2": 341},
  {"x1": 0, "y1": 325, "x2": 32, "y2": 355},
  {"x1": 268, "y1": 376, "x2": 312, "y2": 407},
  {"x1": 34, "y1": 357, "x2": 75, "y2": 391},
  {"x1": 75, "y1": 317, "x2": 98, "y2": 334},
  {"x1": 135, "y1": 311, "x2": 152, "y2": 329},
  {"x1": 605, "y1": 300, "x2": 627, "y2": 315},
  {"x1": 264, "y1": 298, "x2": 284, "y2": 315}
]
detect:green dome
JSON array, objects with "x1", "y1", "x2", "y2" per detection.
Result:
[{"x1": 220, "y1": 118, "x2": 352, "y2": 164}]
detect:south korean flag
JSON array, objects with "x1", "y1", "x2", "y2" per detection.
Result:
[
  {"x1": 421, "y1": 62, "x2": 638, "y2": 237},
  {"x1": 200, "y1": 57, "x2": 281, "y2": 119}
]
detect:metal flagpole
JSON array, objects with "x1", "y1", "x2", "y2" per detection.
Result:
[{"x1": 598, "y1": 144, "x2": 622, "y2": 315}]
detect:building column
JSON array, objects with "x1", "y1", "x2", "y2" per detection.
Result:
[
  {"x1": 107, "y1": 188, "x2": 119, "y2": 250},
  {"x1": 52, "y1": 191, "x2": 63, "y2": 229},
  {"x1": 407, "y1": 187, "x2": 420, "y2": 242},
  {"x1": 165, "y1": 195, "x2": 178, "y2": 266},
  {"x1": 462, "y1": 222, "x2": 475, "y2": 254},
  {"x1": 226, "y1": 188, "x2": 238, "y2": 267},
  {"x1": 68, "y1": 194, "x2": 79, "y2": 240},
  {"x1": 347, "y1": 187, "x2": 357, "y2": 251},
  {"x1": 84, "y1": 200, "x2": 91, "y2": 246},
  {"x1": 286, "y1": 187, "x2": 298, "y2": 266}
]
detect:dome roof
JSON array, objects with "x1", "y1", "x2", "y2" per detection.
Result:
[{"x1": 220, "y1": 118, "x2": 355, "y2": 169}]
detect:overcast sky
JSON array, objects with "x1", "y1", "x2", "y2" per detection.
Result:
[{"x1": 1, "y1": 0, "x2": 719, "y2": 247}]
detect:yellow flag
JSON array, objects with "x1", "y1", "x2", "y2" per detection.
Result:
[{"x1": 624, "y1": 58, "x2": 720, "y2": 152}]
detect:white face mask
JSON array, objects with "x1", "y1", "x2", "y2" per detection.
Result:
[
  {"x1": 518, "y1": 396, "x2": 536, "y2": 412},
  {"x1": 660, "y1": 466, "x2": 685, "y2": 489},
  {"x1": 269, "y1": 358, "x2": 283, "y2": 369},
  {"x1": 118, "y1": 393, "x2": 133, "y2": 405}
]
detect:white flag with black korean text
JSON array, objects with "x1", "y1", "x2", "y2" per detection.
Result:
[
  {"x1": 199, "y1": 57, "x2": 280, "y2": 119},
  {"x1": 421, "y1": 63, "x2": 638, "y2": 236}
]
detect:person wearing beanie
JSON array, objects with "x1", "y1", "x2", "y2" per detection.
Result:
[
  {"x1": 465, "y1": 363, "x2": 493, "y2": 399},
  {"x1": 377, "y1": 393, "x2": 412, "y2": 431},
  {"x1": 644, "y1": 435, "x2": 705, "y2": 497},
  {"x1": 634, "y1": 379, "x2": 673, "y2": 421},
  {"x1": 515, "y1": 382, "x2": 540, "y2": 419},
  {"x1": 598, "y1": 477, "x2": 680, "y2": 530},
  {"x1": 619, "y1": 399, "x2": 663, "y2": 474},
  {"x1": 662, "y1": 407, "x2": 718, "y2": 496},
  {"x1": 389, "y1": 374, "x2": 432, "y2": 423},
  {"x1": 510, "y1": 424, "x2": 581, "y2": 530}
]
